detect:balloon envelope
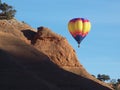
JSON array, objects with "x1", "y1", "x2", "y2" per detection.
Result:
[{"x1": 68, "y1": 18, "x2": 91, "y2": 47}]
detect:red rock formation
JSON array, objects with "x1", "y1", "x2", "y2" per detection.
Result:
[{"x1": 0, "y1": 19, "x2": 113, "y2": 90}]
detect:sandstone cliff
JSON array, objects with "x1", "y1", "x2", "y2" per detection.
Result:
[
  {"x1": 0, "y1": 19, "x2": 113, "y2": 90},
  {"x1": 33, "y1": 26, "x2": 90, "y2": 77}
]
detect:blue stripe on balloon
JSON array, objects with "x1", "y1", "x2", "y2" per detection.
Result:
[{"x1": 74, "y1": 35, "x2": 85, "y2": 44}]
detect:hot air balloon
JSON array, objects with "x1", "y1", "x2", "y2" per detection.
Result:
[{"x1": 68, "y1": 18, "x2": 91, "y2": 48}]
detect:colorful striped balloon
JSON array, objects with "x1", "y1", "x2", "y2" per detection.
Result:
[{"x1": 68, "y1": 18, "x2": 91, "y2": 47}]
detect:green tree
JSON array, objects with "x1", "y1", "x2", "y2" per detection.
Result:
[
  {"x1": 97, "y1": 74, "x2": 110, "y2": 82},
  {"x1": 0, "y1": 0, "x2": 16, "y2": 19},
  {"x1": 117, "y1": 79, "x2": 120, "y2": 84}
]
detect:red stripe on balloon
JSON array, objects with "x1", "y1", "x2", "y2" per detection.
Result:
[{"x1": 81, "y1": 32, "x2": 88, "y2": 37}]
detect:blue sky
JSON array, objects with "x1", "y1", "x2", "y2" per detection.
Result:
[{"x1": 3, "y1": 0, "x2": 120, "y2": 79}]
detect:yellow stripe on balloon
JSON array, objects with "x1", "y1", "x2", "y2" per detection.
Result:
[
  {"x1": 68, "y1": 21, "x2": 77, "y2": 36},
  {"x1": 68, "y1": 22, "x2": 72, "y2": 32},
  {"x1": 82, "y1": 21, "x2": 91, "y2": 34},
  {"x1": 68, "y1": 22, "x2": 74, "y2": 32},
  {"x1": 87, "y1": 22, "x2": 91, "y2": 32},
  {"x1": 68, "y1": 23, "x2": 73, "y2": 36},
  {"x1": 75, "y1": 20, "x2": 83, "y2": 33}
]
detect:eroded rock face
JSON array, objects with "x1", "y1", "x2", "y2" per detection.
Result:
[
  {"x1": 33, "y1": 26, "x2": 92, "y2": 78},
  {"x1": 31, "y1": 27, "x2": 85, "y2": 75},
  {"x1": 33, "y1": 27, "x2": 80, "y2": 67}
]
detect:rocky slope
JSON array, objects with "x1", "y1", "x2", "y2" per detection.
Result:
[
  {"x1": 33, "y1": 26, "x2": 91, "y2": 77},
  {"x1": 0, "y1": 19, "x2": 113, "y2": 90}
]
